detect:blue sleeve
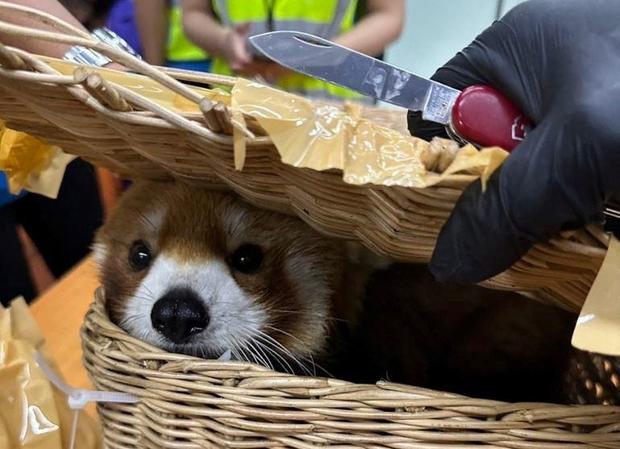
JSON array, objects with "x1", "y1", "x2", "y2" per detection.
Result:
[{"x1": 0, "y1": 173, "x2": 25, "y2": 207}]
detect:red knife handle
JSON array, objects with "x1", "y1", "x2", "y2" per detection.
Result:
[{"x1": 450, "y1": 85, "x2": 533, "y2": 152}]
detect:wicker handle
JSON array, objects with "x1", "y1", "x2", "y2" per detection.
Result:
[
  {"x1": 0, "y1": 1, "x2": 268, "y2": 151},
  {"x1": 0, "y1": 1, "x2": 216, "y2": 106}
]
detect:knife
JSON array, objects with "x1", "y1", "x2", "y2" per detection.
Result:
[{"x1": 249, "y1": 30, "x2": 533, "y2": 152}]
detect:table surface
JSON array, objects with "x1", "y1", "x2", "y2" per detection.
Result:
[{"x1": 31, "y1": 254, "x2": 99, "y2": 390}]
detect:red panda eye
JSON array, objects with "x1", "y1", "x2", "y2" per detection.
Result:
[
  {"x1": 230, "y1": 244, "x2": 263, "y2": 274},
  {"x1": 129, "y1": 240, "x2": 151, "y2": 271}
]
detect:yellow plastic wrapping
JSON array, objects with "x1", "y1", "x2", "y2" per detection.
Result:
[
  {"x1": 572, "y1": 236, "x2": 620, "y2": 356},
  {"x1": 0, "y1": 298, "x2": 100, "y2": 449},
  {"x1": 231, "y1": 79, "x2": 509, "y2": 188},
  {"x1": 0, "y1": 120, "x2": 75, "y2": 199}
]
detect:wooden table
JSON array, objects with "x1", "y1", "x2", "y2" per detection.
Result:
[{"x1": 31, "y1": 254, "x2": 99, "y2": 390}]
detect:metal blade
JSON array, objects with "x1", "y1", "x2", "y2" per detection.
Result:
[{"x1": 250, "y1": 31, "x2": 460, "y2": 125}]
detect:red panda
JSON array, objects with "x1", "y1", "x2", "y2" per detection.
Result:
[
  {"x1": 94, "y1": 180, "x2": 370, "y2": 375},
  {"x1": 95, "y1": 181, "x2": 577, "y2": 402}
]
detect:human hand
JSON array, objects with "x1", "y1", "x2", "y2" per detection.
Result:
[
  {"x1": 104, "y1": 62, "x2": 126, "y2": 71},
  {"x1": 223, "y1": 22, "x2": 253, "y2": 72},
  {"x1": 222, "y1": 25, "x2": 291, "y2": 82},
  {"x1": 243, "y1": 60, "x2": 292, "y2": 83},
  {"x1": 407, "y1": 0, "x2": 620, "y2": 283}
]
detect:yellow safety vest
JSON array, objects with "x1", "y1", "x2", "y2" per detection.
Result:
[
  {"x1": 211, "y1": 0, "x2": 365, "y2": 102},
  {"x1": 167, "y1": 1, "x2": 209, "y2": 62}
]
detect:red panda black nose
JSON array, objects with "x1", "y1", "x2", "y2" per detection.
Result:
[{"x1": 151, "y1": 288, "x2": 209, "y2": 343}]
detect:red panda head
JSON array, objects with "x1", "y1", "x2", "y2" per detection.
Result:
[{"x1": 94, "y1": 181, "x2": 355, "y2": 373}]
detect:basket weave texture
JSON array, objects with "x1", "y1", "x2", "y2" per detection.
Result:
[
  {"x1": 0, "y1": 3, "x2": 609, "y2": 312},
  {"x1": 82, "y1": 289, "x2": 620, "y2": 449}
]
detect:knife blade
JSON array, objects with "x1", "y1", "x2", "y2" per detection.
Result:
[
  {"x1": 251, "y1": 30, "x2": 459, "y2": 125},
  {"x1": 250, "y1": 30, "x2": 533, "y2": 152}
]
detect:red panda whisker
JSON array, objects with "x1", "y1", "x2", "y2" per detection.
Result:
[
  {"x1": 264, "y1": 325, "x2": 311, "y2": 350},
  {"x1": 253, "y1": 332, "x2": 296, "y2": 374},
  {"x1": 255, "y1": 330, "x2": 314, "y2": 376},
  {"x1": 250, "y1": 338, "x2": 275, "y2": 371},
  {"x1": 247, "y1": 339, "x2": 273, "y2": 370},
  {"x1": 266, "y1": 308, "x2": 346, "y2": 324}
]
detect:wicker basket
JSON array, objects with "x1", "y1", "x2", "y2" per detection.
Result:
[
  {"x1": 82, "y1": 289, "x2": 620, "y2": 449},
  {"x1": 0, "y1": 3, "x2": 609, "y2": 314}
]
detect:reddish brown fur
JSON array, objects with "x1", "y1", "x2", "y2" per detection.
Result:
[{"x1": 95, "y1": 181, "x2": 359, "y2": 360}]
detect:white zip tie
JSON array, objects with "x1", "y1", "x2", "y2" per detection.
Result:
[
  {"x1": 34, "y1": 350, "x2": 231, "y2": 448},
  {"x1": 34, "y1": 352, "x2": 139, "y2": 409},
  {"x1": 69, "y1": 409, "x2": 79, "y2": 449},
  {"x1": 34, "y1": 352, "x2": 139, "y2": 449}
]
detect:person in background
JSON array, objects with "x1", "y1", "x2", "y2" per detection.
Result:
[
  {"x1": 134, "y1": 0, "x2": 211, "y2": 71},
  {"x1": 0, "y1": 0, "x2": 124, "y2": 305},
  {"x1": 57, "y1": 0, "x2": 108, "y2": 28},
  {"x1": 104, "y1": 0, "x2": 143, "y2": 57},
  {"x1": 180, "y1": 0, "x2": 404, "y2": 103},
  {"x1": 60, "y1": 0, "x2": 142, "y2": 56}
]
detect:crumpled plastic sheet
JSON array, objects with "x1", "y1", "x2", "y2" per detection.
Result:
[
  {"x1": 0, "y1": 120, "x2": 75, "y2": 198},
  {"x1": 0, "y1": 298, "x2": 101, "y2": 449},
  {"x1": 231, "y1": 79, "x2": 509, "y2": 188}
]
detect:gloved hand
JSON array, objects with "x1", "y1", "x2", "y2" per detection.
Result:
[{"x1": 408, "y1": 0, "x2": 620, "y2": 283}]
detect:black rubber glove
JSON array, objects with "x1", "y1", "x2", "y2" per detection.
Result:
[{"x1": 408, "y1": 0, "x2": 620, "y2": 283}]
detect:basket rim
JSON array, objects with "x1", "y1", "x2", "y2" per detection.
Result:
[
  {"x1": 79, "y1": 287, "x2": 620, "y2": 448},
  {"x1": 83, "y1": 287, "x2": 619, "y2": 411}
]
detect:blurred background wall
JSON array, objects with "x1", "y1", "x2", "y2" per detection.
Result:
[{"x1": 385, "y1": 0, "x2": 526, "y2": 79}]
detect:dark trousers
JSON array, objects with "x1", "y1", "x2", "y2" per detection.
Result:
[{"x1": 0, "y1": 159, "x2": 103, "y2": 305}]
